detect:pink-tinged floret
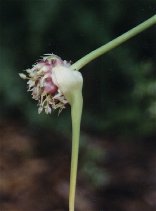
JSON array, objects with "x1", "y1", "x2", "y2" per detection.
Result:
[{"x1": 43, "y1": 77, "x2": 58, "y2": 94}]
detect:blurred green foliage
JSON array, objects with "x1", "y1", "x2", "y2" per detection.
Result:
[{"x1": 0, "y1": 0, "x2": 156, "y2": 136}]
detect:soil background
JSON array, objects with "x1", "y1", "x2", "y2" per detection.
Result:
[{"x1": 1, "y1": 120, "x2": 156, "y2": 211}]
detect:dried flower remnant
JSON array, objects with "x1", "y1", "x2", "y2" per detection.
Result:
[{"x1": 19, "y1": 54, "x2": 71, "y2": 114}]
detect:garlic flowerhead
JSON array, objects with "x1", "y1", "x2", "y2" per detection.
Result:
[{"x1": 19, "y1": 54, "x2": 83, "y2": 114}]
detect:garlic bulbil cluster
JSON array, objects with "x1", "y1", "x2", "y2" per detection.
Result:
[
  {"x1": 19, "y1": 54, "x2": 83, "y2": 114},
  {"x1": 19, "y1": 54, "x2": 69, "y2": 114}
]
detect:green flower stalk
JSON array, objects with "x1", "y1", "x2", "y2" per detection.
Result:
[
  {"x1": 49, "y1": 63, "x2": 83, "y2": 211},
  {"x1": 19, "y1": 14, "x2": 155, "y2": 211},
  {"x1": 72, "y1": 15, "x2": 156, "y2": 71}
]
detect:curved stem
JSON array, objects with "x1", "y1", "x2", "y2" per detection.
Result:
[
  {"x1": 69, "y1": 91, "x2": 83, "y2": 211},
  {"x1": 71, "y1": 15, "x2": 156, "y2": 71}
]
